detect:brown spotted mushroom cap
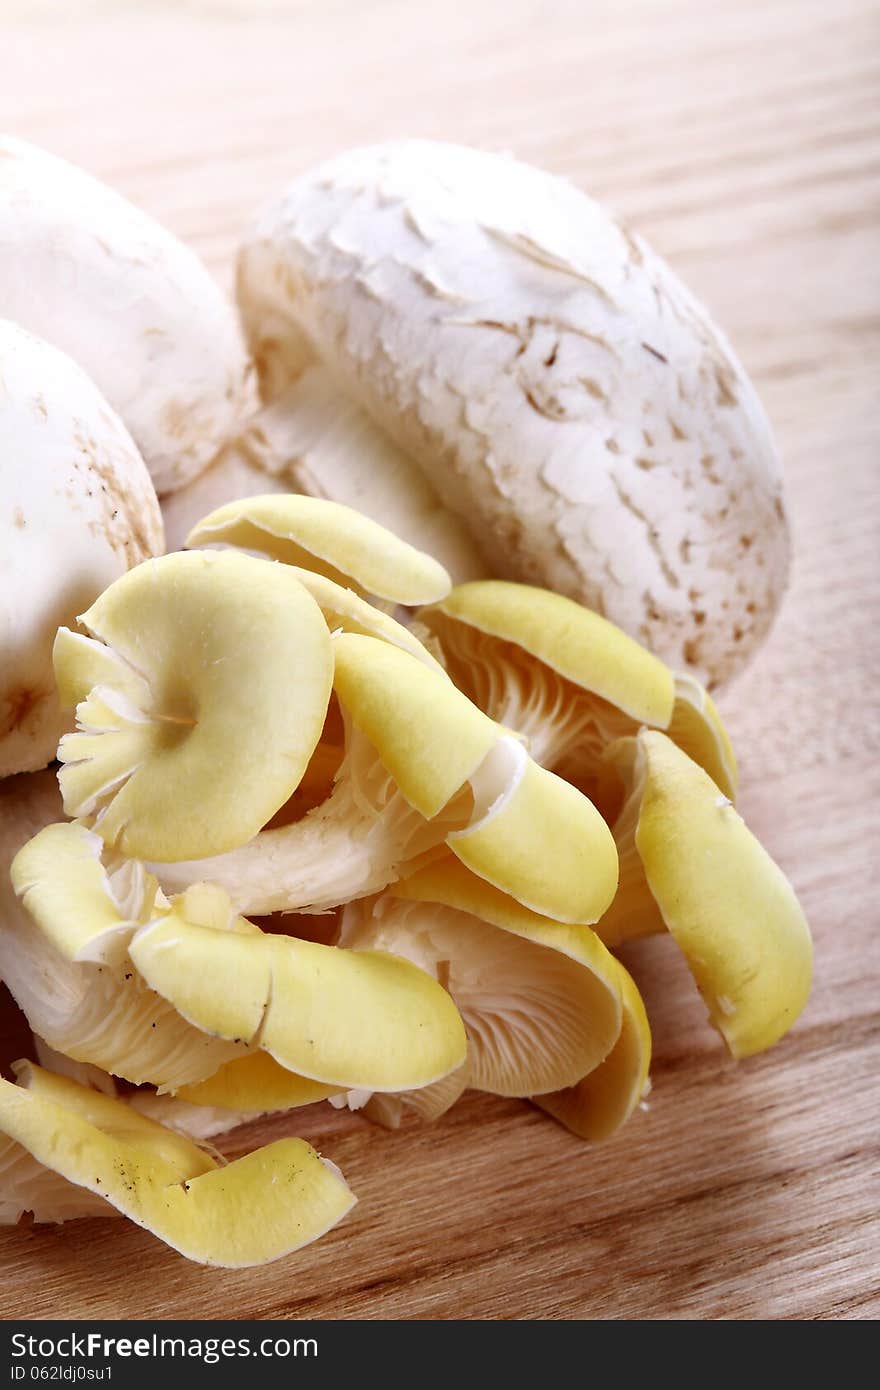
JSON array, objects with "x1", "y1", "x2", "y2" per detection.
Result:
[{"x1": 237, "y1": 139, "x2": 790, "y2": 686}]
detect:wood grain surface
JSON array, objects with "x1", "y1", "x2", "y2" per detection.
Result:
[{"x1": 1, "y1": 0, "x2": 878, "y2": 1321}]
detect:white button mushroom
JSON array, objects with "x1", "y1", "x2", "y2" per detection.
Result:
[
  {"x1": 0, "y1": 136, "x2": 251, "y2": 494},
  {"x1": 0, "y1": 320, "x2": 163, "y2": 777},
  {"x1": 236, "y1": 139, "x2": 791, "y2": 686}
]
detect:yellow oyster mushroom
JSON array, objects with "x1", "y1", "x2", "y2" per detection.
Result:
[
  {"x1": 129, "y1": 882, "x2": 467, "y2": 1093},
  {"x1": 5, "y1": 813, "x2": 245, "y2": 1089},
  {"x1": 535, "y1": 959, "x2": 651, "y2": 1141},
  {"x1": 186, "y1": 493, "x2": 451, "y2": 605},
  {"x1": 288, "y1": 568, "x2": 448, "y2": 671},
  {"x1": 158, "y1": 633, "x2": 618, "y2": 925},
  {"x1": 343, "y1": 858, "x2": 622, "y2": 1113},
  {"x1": 156, "y1": 632, "x2": 499, "y2": 912},
  {"x1": 53, "y1": 549, "x2": 333, "y2": 863},
  {"x1": 0, "y1": 1063, "x2": 354, "y2": 1265},
  {"x1": 448, "y1": 736, "x2": 618, "y2": 924},
  {"x1": 177, "y1": 1053, "x2": 342, "y2": 1113},
  {"x1": 418, "y1": 580, "x2": 737, "y2": 801},
  {"x1": 601, "y1": 731, "x2": 812, "y2": 1058}
]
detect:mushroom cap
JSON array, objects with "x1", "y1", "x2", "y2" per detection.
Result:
[
  {"x1": 0, "y1": 136, "x2": 250, "y2": 494},
  {"x1": 238, "y1": 139, "x2": 790, "y2": 686},
  {"x1": 535, "y1": 957, "x2": 651, "y2": 1141},
  {"x1": 53, "y1": 549, "x2": 333, "y2": 862},
  {"x1": 129, "y1": 885, "x2": 468, "y2": 1093},
  {"x1": 187, "y1": 493, "x2": 451, "y2": 605},
  {"x1": 614, "y1": 731, "x2": 812, "y2": 1057},
  {"x1": 352, "y1": 858, "x2": 622, "y2": 1098},
  {"x1": 421, "y1": 579, "x2": 674, "y2": 726},
  {"x1": 0, "y1": 1063, "x2": 354, "y2": 1264},
  {"x1": 0, "y1": 320, "x2": 163, "y2": 777}
]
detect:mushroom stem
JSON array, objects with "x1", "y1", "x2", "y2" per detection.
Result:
[{"x1": 167, "y1": 363, "x2": 490, "y2": 579}]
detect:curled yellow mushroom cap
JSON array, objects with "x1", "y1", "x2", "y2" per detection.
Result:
[
  {"x1": 448, "y1": 736, "x2": 619, "y2": 924},
  {"x1": 0, "y1": 1063, "x2": 354, "y2": 1265},
  {"x1": 7, "y1": 821, "x2": 245, "y2": 1089},
  {"x1": 185, "y1": 494, "x2": 451, "y2": 605},
  {"x1": 604, "y1": 731, "x2": 812, "y2": 1058},
  {"x1": 331, "y1": 631, "x2": 498, "y2": 818},
  {"x1": 177, "y1": 1053, "x2": 342, "y2": 1114},
  {"x1": 422, "y1": 580, "x2": 675, "y2": 725},
  {"x1": 288, "y1": 567, "x2": 447, "y2": 671},
  {"x1": 346, "y1": 857, "x2": 622, "y2": 1102},
  {"x1": 53, "y1": 549, "x2": 333, "y2": 863},
  {"x1": 128, "y1": 884, "x2": 467, "y2": 1093},
  {"x1": 535, "y1": 959, "x2": 651, "y2": 1141},
  {"x1": 418, "y1": 580, "x2": 738, "y2": 803}
]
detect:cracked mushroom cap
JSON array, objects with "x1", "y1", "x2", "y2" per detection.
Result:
[
  {"x1": 344, "y1": 858, "x2": 623, "y2": 1104},
  {"x1": 600, "y1": 731, "x2": 812, "y2": 1058},
  {"x1": 53, "y1": 548, "x2": 333, "y2": 862},
  {"x1": 419, "y1": 579, "x2": 737, "y2": 801},
  {"x1": 0, "y1": 136, "x2": 250, "y2": 494},
  {"x1": 237, "y1": 138, "x2": 790, "y2": 687},
  {"x1": 0, "y1": 1062, "x2": 354, "y2": 1265},
  {"x1": 0, "y1": 321, "x2": 163, "y2": 777}
]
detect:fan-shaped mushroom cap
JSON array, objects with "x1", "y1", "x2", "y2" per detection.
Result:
[
  {"x1": 53, "y1": 549, "x2": 333, "y2": 862},
  {"x1": 177, "y1": 1053, "x2": 342, "y2": 1113},
  {"x1": 0, "y1": 136, "x2": 250, "y2": 494},
  {"x1": 0, "y1": 321, "x2": 163, "y2": 777},
  {"x1": 345, "y1": 858, "x2": 622, "y2": 1103},
  {"x1": 129, "y1": 881, "x2": 467, "y2": 1093},
  {"x1": 237, "y1": 139, "x2": 790, "y2": 686},
  {"x1": 0, "y1": 1063, "x2": 354, "y2": 1265},
  {"x1": 157, "y1": 632, "x2": 617, "y2": 924},
  {"x1": 186, "y1": 494, "x2": 451, "y2": 605},
  {"x1": 600, "y1": 732, "x2": 812, "y2": 1057},
  {"x1": 5, "y1": 811, "x2": 243, "y2": 1088},
  {"x1": 535, "y1": 958, "x2": 651, "y2": 1141},
  {"x1": 418, "y1": 579, "x2": 737, "y2": 802}
]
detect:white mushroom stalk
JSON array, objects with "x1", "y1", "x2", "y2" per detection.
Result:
[
  {"x1": 0, "y1": 136, "x2": 250, "y2": 494},
  {"x1": 417, "y1": 580, "x2": 738, "y2": 804},
  {"x1": 0, "y1": 321, "x2": 163, "y2": 777},
  {"x1": 234, "y1": 139, "x2": 790, "y2": 686},
  {"x1": 157, "y1": 633, "x2": 619, "y2": 926}
]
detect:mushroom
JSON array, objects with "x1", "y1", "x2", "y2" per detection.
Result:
[
  {"x1": 234, "y1": 139, "x2": 790, "y2": 687},
  {"x1": 416, "y1": 579, "x2": 738, "y2": 802},
  {"x1": 52, "y1": 548, "x2": 333, "y2": 862},
  {"x1": 0, "y1": 777, "x2": 244, "y2": 1089},
  {"x1": 156, "y1": 633, "x2": 619, "y2": 925},
  {"x1": 0, "y1": 320, "x2": 163, "y2": 777},
  {"x1": 0, "y1": 136, "x2": 250, "y2": 494},
  {"x1": 340, "y1": 857, "x2": 625, "y2": 1122},
  {"x1": 535, "y1": 958, "x2": 652, "y2": 1141},
  {"x1": 186, "y1": 493, "x2": 451, "y2": 606},
  {"x1": 11, "y1": 822, "x2": 469, "y2": 1097},
  {"x1": 0, "y1": 1062, "x2": 355, "y2": 1265},
  {"x1": 598, "y1": 732, "x2": 812, "y2": 1057}
]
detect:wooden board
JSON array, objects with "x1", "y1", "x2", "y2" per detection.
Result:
[{"x1": 0, "y1": 0, "x2": 878, "y2": 1321}]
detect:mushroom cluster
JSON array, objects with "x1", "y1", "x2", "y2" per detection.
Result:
[
  {"x1": 1, "y1": 492, "x2": 811, "y2": 1265},
  {"x1": 1, "y1": 138, "x2": 809, "y2": 1269}
]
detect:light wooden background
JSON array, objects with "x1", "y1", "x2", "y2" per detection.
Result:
[{"x1": 0, "y1": 0, "x2": 878, "y2": 1321}]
